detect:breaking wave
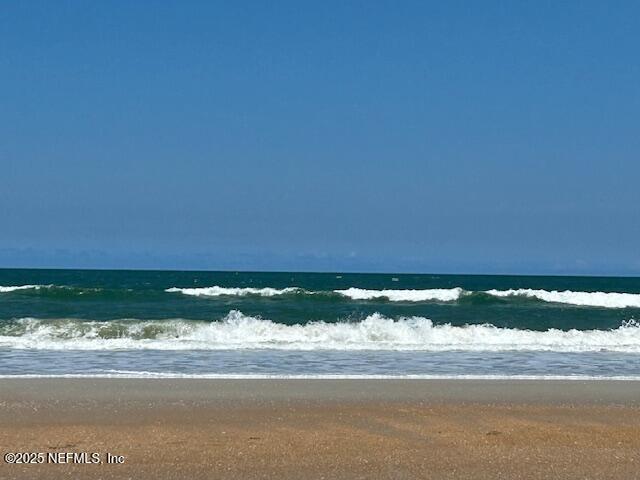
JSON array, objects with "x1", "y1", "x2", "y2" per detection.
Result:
[
  {"x1": 4, "y1": 284, "x2": 640, "y2": 309},
  {"x1": 0, "y1": 285, "x2": 47, "y2": 293},
  {"x1": 486, "y1": 289, "x2": 640, "y2": 309},
  {"x1": 1, "y1": 311, "x2": 639, "y2": 352},
  {"x1": 334, "y1": 287, "x2": 464, "y2": 302},
  {"x1": 165, "y1": 285, "x2": 466, "y2": 302},
  {"x1": 166, "y1": 284, "x2": 640, "y2": 308},
  {"x1": 165, "y1": 286, "x2": 303, "y2": 297}
]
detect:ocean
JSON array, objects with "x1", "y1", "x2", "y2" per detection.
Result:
[{"x1": 1, "y1": 268, "x2": 640, "y2": 379}]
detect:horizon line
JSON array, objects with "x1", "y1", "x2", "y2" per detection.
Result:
[{"x1": 0, "y1": 265, "x2": 638, "y2": 279}]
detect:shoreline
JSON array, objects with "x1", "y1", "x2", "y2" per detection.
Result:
[
  {"x1": 2, "y1": 379, "x2": 640, "y2": 479},
  {"x1": 3, "y1": 373, "x2": 640, "y2": 380}
]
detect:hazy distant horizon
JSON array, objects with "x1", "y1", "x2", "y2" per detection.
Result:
[{"x1": 1, "y1": 247, "x2": 638, "y2": 277}]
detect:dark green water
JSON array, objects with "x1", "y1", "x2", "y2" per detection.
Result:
[
  {"x1": 2, "y1": 268, "x2": 639, "y2": 328},
  {"x1": 1, "y1": 269, "x2": 639, "y2": 378}
]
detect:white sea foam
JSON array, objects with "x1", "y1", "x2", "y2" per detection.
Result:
[
  {"x1": 2, "y1": 311, "x2": 639, "y2": 352},
  {"x1": 486, "y1": 289, "x2": 640, "y2": 309},
  {"x1": 5, "y1": 283, "x2": 640, "y2": 308},
  {"x1": 0, "y1": 285, "x2": 46, "y2": 293},
  {"x1": 335, "y1": 287, "x2": 464, "y2": 302},
  {"x1": 166, "y1": 286, "x2": 302, "y2": 297},
  {"x1": 168, "y1": 285, "x2": 465, "y2": 302},
  {"x1": 146, "y1": 284, "x2": 640, "y2": 308}
]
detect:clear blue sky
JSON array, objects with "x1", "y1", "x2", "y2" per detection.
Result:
[{"x1": 1, "y1": 1, "x2": 639, "y2": 274}]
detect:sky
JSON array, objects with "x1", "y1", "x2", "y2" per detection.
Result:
[{"x1": 1, "y1": 1, "x2": 639, "y2": 275}]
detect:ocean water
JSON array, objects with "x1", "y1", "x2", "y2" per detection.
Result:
[{"x1": 1, "y1": 269, "x2": 640, "y2": 379}]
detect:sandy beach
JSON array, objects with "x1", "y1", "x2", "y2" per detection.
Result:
[{"x1": 0, "y1": 379, "x2": 639, "y2": 479}]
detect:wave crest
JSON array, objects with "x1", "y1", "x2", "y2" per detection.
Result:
[
  {"x1": 0, "y1": 285, "x2": 47, "y2": 293},
  {"x1": 167, "y1": 285, "x2": 640, "y2": 308},
  {"x1": 334, "y1": 287, "x2": 464, "y2": 302},
  {"x1": 4, "y1": 283, "x2": 640, "y2": 309},
  {"x1": 486, "y1": 289, "x2": 640, "y2": 309},
  {"x1": 165, "y1": 286, "x2": 303, "y2": 297},
  {"x1": 2, "y1": 312, "x2": 639, "y2": 352}
]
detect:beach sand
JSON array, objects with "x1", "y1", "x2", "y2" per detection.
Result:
[{"x1": 1, "y1": 379, "x2": 640, "y2": 479}]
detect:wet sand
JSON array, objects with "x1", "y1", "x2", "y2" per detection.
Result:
[{"x1": 1, "y1": 379, "x2": 640, "y2": 479}]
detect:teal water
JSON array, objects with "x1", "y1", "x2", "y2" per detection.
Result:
[{"x1": 1, "y1": 269, "x2": 639, "y2": 378}]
